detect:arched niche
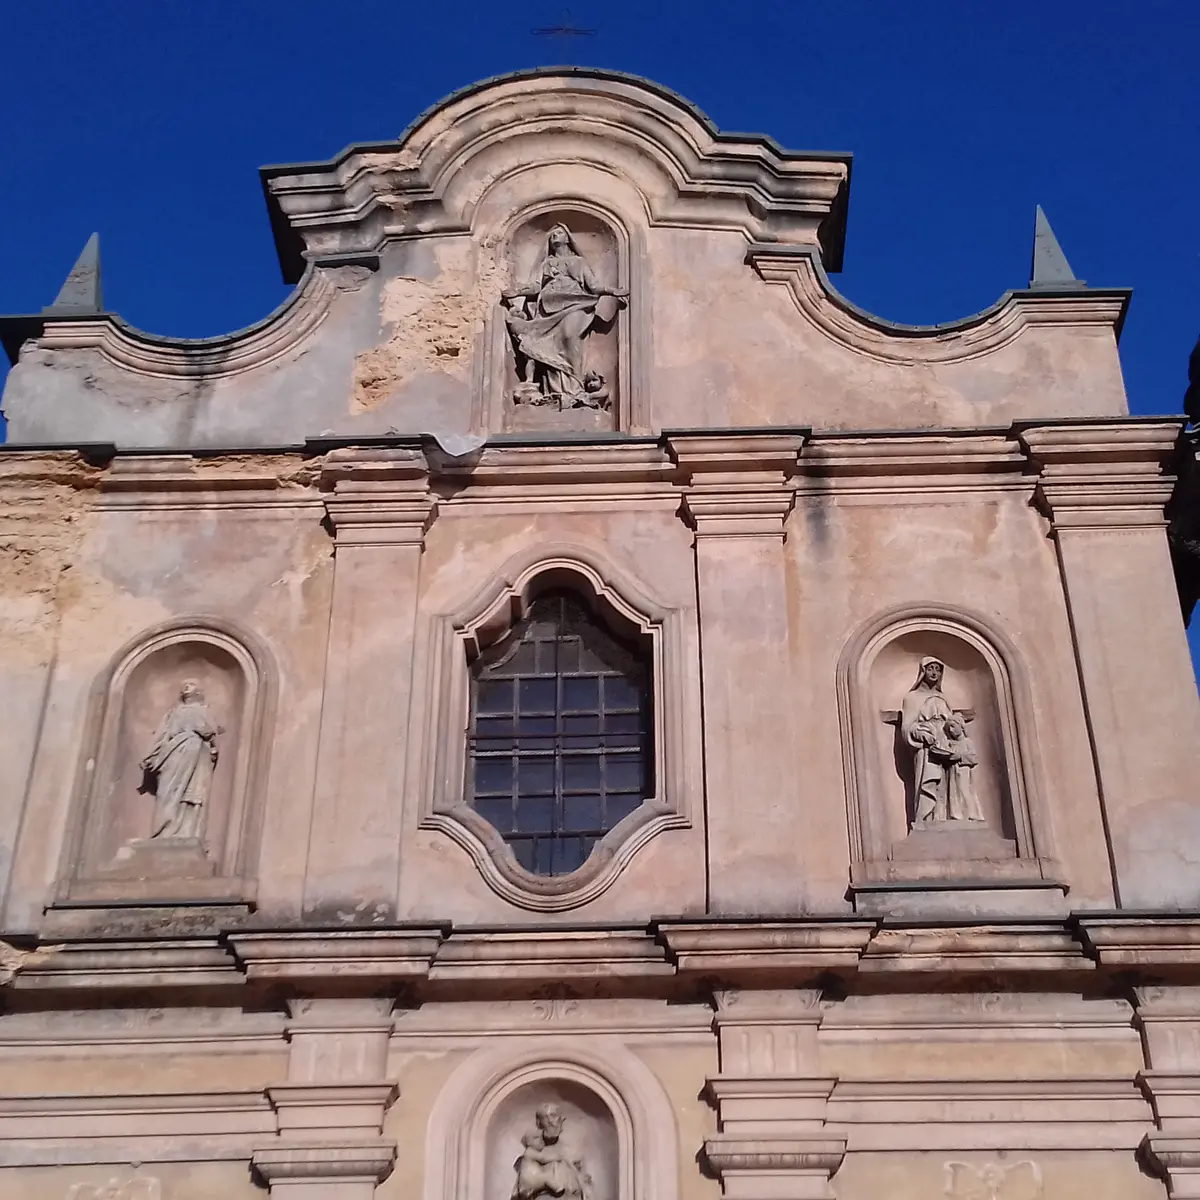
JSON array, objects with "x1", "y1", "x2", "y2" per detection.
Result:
[
  {"x1": 488, "y1": 1082, "x2": 618, "y2": 1200},
  {"x1": 55, "y1": 617, "x2": 275, "y2": 907},
  {"x1": 836, "y1": 605, "x2": 1059, "y2": 887},
  {"x1": 479, "y1": 200, "x2": 640, "y2": 436},
  {"x1": 423, "y1": 1041, "x2": 678, "y2": 1200},
  {"x1": 412, "y1": 544, "x2": 701, "y2": 912}
]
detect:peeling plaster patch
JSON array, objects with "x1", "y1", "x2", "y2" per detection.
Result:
[{"x1": 352, "y1": 241, "x2": 505, "y2": 413}]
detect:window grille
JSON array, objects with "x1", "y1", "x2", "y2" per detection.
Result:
[{"x1": 467, "y1": 590, "x2": 653, "y2": 876}]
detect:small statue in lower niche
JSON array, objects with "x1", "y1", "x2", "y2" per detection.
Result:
[
  {"x1": 512, "y1": 1103, "x2": 591, "y2": 1200},
  {"x1": 140, "y1": 679, "x2": 222, "y2": 840},
  {"x1": 900, "y1": 657, "x2": 985, "y2": 826}
]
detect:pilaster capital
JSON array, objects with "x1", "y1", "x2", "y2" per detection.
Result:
[
  {"x1": 1020, "y1": 421, "x2": 1181, "y2": 530},
  {"x1": 252, "y1": 1141, "x2": 396, "y2": 1185},
  {"x1": 666, "y1": 431, "x2": 806, "y2": 540},
  {"x1": 704, "y1": 1133, "x2": 847, "y2": 1199},
  {"x1": 1140, "y1": 1134, "x2": 1200, "y2": 1199},
  {"x1": 227, "y1": 927, "x2": 445, "y2": 985},
  {"x1": 319, "y1": 446, "x2": 436, "y2": 546}
]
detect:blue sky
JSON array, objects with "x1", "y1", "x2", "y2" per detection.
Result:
[
  {"x1": 0, "y1": 0, "x2": 1195, "y2": 407},
  {"x1": 1, "y1": 1, "x2": 1198, "y2": 645}
]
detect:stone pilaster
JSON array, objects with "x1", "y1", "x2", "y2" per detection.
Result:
[
  {"x1": 668, "y1": 432, "x2": 806, "y2": 914},
  {"x1": 1022, "y1": 422, "x2": 1200, "y2": 909},
  {"x1": 1136, "y1": 987, "x2": 1200, "y2": 1198},
  {"x1": 304, "y1": 448, "x2": 435, "y2": 919},
  {"x1": 253, "y1": 997, "x2": 398, "y2": 1200},
  {"x1": 704, "y1": 989, "x2": 844, "y2": 1200}
]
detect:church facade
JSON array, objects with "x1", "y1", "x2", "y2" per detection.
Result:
[{"x1": 0, "y1": 69, "x2": 1197, "y2": 1200}]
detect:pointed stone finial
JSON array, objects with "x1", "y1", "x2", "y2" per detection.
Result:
[
  {"x1": 44, "y1": 233, "x2": 104, "y2": 314},
  {"x1": 1029, "y1": 206, "x2": 1085, "y2": 290}
]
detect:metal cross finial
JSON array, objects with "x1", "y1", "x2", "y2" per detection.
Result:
[{"x1": 532, "y1": 7, "x2": 597, "y2": 46}]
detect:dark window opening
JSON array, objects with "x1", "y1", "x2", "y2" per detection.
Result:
[{"x1": 467, "y1": 589, "x2": 653, "y2": 877}]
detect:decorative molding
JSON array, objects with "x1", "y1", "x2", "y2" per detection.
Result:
[
  {"x1": 11, "y1": 939, "x2": 242, "y2": 991},
  {"x1": 0, "y1": 1090, "x2": 274, "y2": 1142},
  {"x1": 748, "y1": 243, "x2": 1129, "y2": 365},
  {"x1": 29, "y1": 263, "x2": 370, "y2": 380},
  {"x1": 251, "y1": 1141, "x2": 397, "y2": 1184},
  {"x1": 411, "y1": 542, "x2": 702, "y2": 911},
  {"x1": 1022, "y1": 421, "x2": 1181, "y2": 530},
  {"x1": 66, "y1": 1175, "x2": 162, "y2": 1200},
  {"x1": 262, "y1": 69, "x2": 850, "y2": 284},
  {"x1": 429, "y1": 929, "x2": 672, "y2": 984},
  {"x1": 320, "y1": 446, "x2": 437, "y2": 546},
  {"x1": 828, "y1": 1077, "x2": 1148, "y2": 1152},
  {"x1": 668, "y1": 431, "x2": 806, "y2": 540},
  {"x1": 943, "y1": 1160, "x2": 1042, "y2": 1200},
  {"x1": 1077, "y1": 916, "x2": 1200, "y2": 968},
  {"x1": 227, "y1": 928, "x2": 444, "y2": 983},
  {"x1": 656, "y1": 921, "x2": 873, "y2": 980},
  {"x1": 859, "y1": 924, "x2": 1091, "y2": 974}
]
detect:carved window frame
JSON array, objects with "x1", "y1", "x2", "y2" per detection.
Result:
[
  {"x1": 414, "y1": 546, "x2": 698, "y2": 911},
  {"x1": 836, "y1": 603, "x2": 1061, "y2": 886},
  {"x1": 475, "y1": 198, "x2": 650, "y2": 435},
  {"x1": 54, "y1": 616, "x2": 276, "y2": 907}
]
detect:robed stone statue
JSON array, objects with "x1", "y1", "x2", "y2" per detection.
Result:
[
  {"x1": 512, "y1": 1103, "x2": 591, "y2": 1200},
  {"x1": 501, "y1": 223, "x2": 626, "y2": 410},
  {"x1": 140, "y1": 679, "x2": 221, "y2": 840},
  {"x1": 899, "y1": 657, "x2": 985, "y2": 826}
]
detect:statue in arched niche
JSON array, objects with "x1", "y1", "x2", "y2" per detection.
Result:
[
  {"x1": 512, "y1": 1103, "x2": 592, "y2": 1200},
  {"x1": 900, "y1": 657, "x2": 985, "y2": 826},
  {"x1": 139, "y1": 679, "x2": 222, "y2": 840},
  {"x1": 501, "y1": 223, "x2": 626, "y2": 411}
]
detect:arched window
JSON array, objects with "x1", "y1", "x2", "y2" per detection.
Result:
[{"x1": 468, "y1": 590, "x2": 653, "y2": 876}]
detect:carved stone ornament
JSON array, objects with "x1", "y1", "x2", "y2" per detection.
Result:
[
  {"x1": 139, "y1": 678, "x2": 222, "y2": 842},
  {"x1": 897, "y1": 657, "x2": 984, "y2": 828},
  {"x1": 944, "y1": 1160, "x2": 1042, "y2": 1200},
  {"x1": 66, "y1": 1177, "x2": 162, "y2": 1200},
  {"x1": 512, "y1": 1104, "x2": 592, "y2": 1200}
]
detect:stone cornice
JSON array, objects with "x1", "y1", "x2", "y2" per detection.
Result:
[
  {"x1": 667, "y1": 431, "x2": 806, "y2": 539},
  {"x1": 1078, "y1": 915, "x2": 1200, "y2": 968},
  {"x1": 657, "y1": 920, "x2": 874, "y2": 980},
  {"x1": 860, "y1": 923, "x2": 1094, "y2": 974},
  {"x1": 227, "y1": 928, "x2": 446, "y2": 984},
  {"x1": 320, "y1": 447, "x2": 437, "y2": 545},
  {"x1": 1, "y1": 424, "x2": 1183, "y2": 520},
  {"x1": 0, "y1": 262, "x2": 375, "y2": 374},
  {"x1": 7, "y1": 915, "x2": 1200, "y2": 996},
  {"x1": 261, "y1": 70, "x2": 851, "y2": 283},
  {"x1": 251, "y1": 1141, "x2": 396, "y2": 1184},
  {"x1": 748, "y1": 243, "x2": 1131, "y2": 363},
  {"x1": 1021, "y1": 421, "x2": 1182, "y2": 528}
]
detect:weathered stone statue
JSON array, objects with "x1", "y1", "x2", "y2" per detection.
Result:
[
  {"x1": 900, "y1": 657, "x2": 985, "y2": 826},
  {"x1": 512, "y1": 1103, "x2": 591, "y2": 1200},
  {"x1": 501, "y1": 223, "x2": 626, "y2": 409},
  {"x1": 140, "y1": 680, "x2": 221, "y2": 840}
]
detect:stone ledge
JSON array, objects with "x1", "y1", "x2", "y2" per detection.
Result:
[
  {"x1": 251, "y1": 1140, "x2": 396, "y2": 1184},
  {"x1": 859, "y1": 923, "x2": 1092, "y2": 974},
  {"x1": 227, "y1": 928, "x2": 445, "y2": 984},
  {"x1": 1077, "y1": 915, "x2": 1200, "y2": 967},
  {"x1": 656, "y1": 920, "x2": 875, "y2": 981}
]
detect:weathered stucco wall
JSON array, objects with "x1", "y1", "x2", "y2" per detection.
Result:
[{"x1": 0, "y1": 68, "x2": 1193, "y2": 1200}]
